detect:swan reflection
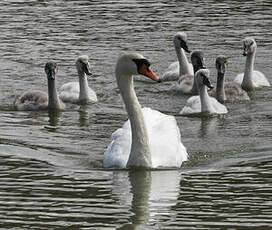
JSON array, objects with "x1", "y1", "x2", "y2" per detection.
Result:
[{"x1": 112, "y1": 170, "x2": 181, "y2": 229}]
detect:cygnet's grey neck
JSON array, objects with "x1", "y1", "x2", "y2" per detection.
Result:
[
  {"x1": 190, "y1": 63, "x2": 203, "y2": 95},
  {"x1": 48, "y1": 79, "x2": 63, "y2": 110},
  {"x1": 78, "y1": 70, "x2": 90, "y2": 103},
  {"x1": 242, "y1": 50, "x2": 255, "y2": 91},
  {"x1": 216, "y1": 73, "x2": 226, "y2": 104},
  {"x1": 175, "y1": 45, "x2": 191, "y2": 76},
  {"x1": 116, "y1": 70, "x2": 152, "y2": 168}
]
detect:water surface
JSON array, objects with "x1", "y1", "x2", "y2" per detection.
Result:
[{"x1": 0, "y1": 0, "x2": 272, "y2": 229}]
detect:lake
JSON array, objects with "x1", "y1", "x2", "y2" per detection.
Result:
[{"x1": 0, "y1": 0, "x2": 271, "y2": 229}]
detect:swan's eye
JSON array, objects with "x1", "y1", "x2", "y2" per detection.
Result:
[
  {"x1": 143, "y1": 59, "x2": 151, "y2": 67},
  {"x1": 132, "y1": 58, "x2": 151, "y2": 72}
]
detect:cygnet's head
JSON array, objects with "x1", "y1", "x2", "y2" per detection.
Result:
[
  {"x1": 116, "y1": 52, "x2": 159, "y2": 82},
  {"x1": 195, "y1": 69, "x2": 214, "y2": 90},
  {"x1": 242, "y1": 37, "x2": 257, "y2": 56},
  {"x1": 45, "y1": 61, "x2": 58, "y2": 80},
  {"x1": 215, "y1": 55, "x2": 228, "y2": 75},
  {"x1": 191, "y1": 51, "x2": 206, "y2": 71},
  {"x1": 173, "y1": 32, "x2": 191, "y2": 53},
  {"x1": 76, "y1": 55, "x2": 92, "y2": 76}
]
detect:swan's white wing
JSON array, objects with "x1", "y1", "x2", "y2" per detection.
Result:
[
  {"x1": 87, "y1": 88, "x2": 98, "y2": 102},
  {"x1": 180, "y1": 96, "x2": 228, "y2": 115},
  {"x1": 104, "y1": 107, "x2": 188, "y2": 169},
  {"x1": 170, "y1": 73, "x2": 194, "y2": 94},
  {"x1": 161, "y1": 61, "x2": 179, "y2": 82},
  {"x1": 59, "y1": 82, "x2": 79, "y2": 103},
  {"x1": 179, "y1": 96, "x2": 201, "y2": 115},
  {"x1": 59, "y1": 82, "x2": 98, "y2": 103},
  {"x1": 144, "y1": 108, "x2": 187, "y2": 168},
  {"x1": 104, "y1": 122, "x2": 131, "y2": 168},
  {"x1": 234, "y1": 71, "x2": 270, "y2": 88},
  {"x1": 252, "y1": 71, "x2": 270, "y2": 87},
  {"x1": 160, "y1": 61, "x2": 193, "y2": 82},
  {"x1": 233, "y1": 73, "x2": 244, "y2": 85},
  {"x1": 209, "y1": 97, "x2": 228, "y2": 114}
]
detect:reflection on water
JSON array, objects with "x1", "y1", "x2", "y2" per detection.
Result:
[
  {"x1": 47, "y1": 109, "x2": 62, "y2": 127},
  {"x1": 0, "y1": 0, "x2": 272, "y2": 229},
  {"x1": 114, "y1": 170, "x2": 181, "y2": 229},
  {"x1": 78, "y1": 105, "x2": 90, "y2": 127},
  {"x1": 198, "y1": 116, "x2": 222, "y2": 137}
]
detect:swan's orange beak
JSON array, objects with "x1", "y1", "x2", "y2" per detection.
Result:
[{"x1": 139, "y1": 65, "x2": 160, "y2": 82}]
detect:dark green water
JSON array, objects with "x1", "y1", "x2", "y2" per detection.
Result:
[{"x1": 0, "y1": 0, "x2": 271, "y2": 229}]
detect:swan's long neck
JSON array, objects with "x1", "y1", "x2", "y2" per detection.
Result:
[
  {"x1": 216, "y1": 73, "x2": 226, "y2": 104},
  {"x1": 175, "y1": 46, "x2": 191, "y2": 76},
  {"x1": 199, "y1": 86, "x2": 214, "y2": 113},
  {"x1": 48, "y1": 80, "x2": 63, "y2": 110},
  {"x1": 190, "y1": 65, "x2": 201, "y2": 95},
  {"x1": 242, "y1": 51, "x2": 255, "y2": 91},
  {"x1": 78, "y1": 70, "x2": 89, "y2": 103},
  {"x1": 116, "y1": 70, "x2": 152, "y2": 168}
]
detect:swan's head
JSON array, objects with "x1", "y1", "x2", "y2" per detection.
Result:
[
  {"x1": 242, "y1": 37, "x2": 257, "y2": 56},
  {"x1": 191, "y1": 51, "x2": 206, "y2": 71},
  {"x1": 195, "y1": 69, "x2": 214, "y2": 90},
  {"x1": 215, "y1": 55, "x2": 228, "y2": 75},
  {"x1": 116, "y1": 52, "x2": 159, "y2": 82},
  {"x1": 76, "y1": 55, "x2": 92, "y2": 76},
  {"x1": 173, "y1": 32, "x2": 191, "y2": 53},
  {"x1": 45, "y1": 61, "x2": 58, "y2": 80}
]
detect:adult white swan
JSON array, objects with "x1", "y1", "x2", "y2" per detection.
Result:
[
  {"x1": 104, "y1": 52, "x2": 188, "y2": 169},
  {"x1": 180, "y1": 69, "x2": 228, "y2": 115},
  {"x1": 210, "y1": 55, "x2": 249, "y2": 103},
  {"x1": 14, "y1": 61, "x2": 65, "y2": 111},
  {"x1": 172, "y1": 50, "x2": 206, "y2": 95},
  {"x1": 234, "y1": 37, "x2": 270, "y2": 91},
  {"x1": 59, "y1": 55, "x2": 98, "y2": 104},
  {"x1": 159, "y1": 32, "x2": 193, "y2": 82}
]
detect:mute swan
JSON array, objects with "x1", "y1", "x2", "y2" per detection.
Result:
[
  {"x1": 59, "y1": 55, "x2": 98, "y2": 104},
  {"x1": 14, "y1": 61, "x2": 65, "y2": 111},
  {"x1": 210, "y1": 55, "x2": 250, "y2": 103},
  {"x1": 172, "y1": 50, "x2": 206, "y2": 95},
  {"x1": 104, "y1": 52, "x2": 188, "y2": 169},
  {"x1": 234, "y1": 37, "x2": 270, "y2": 91},
  {"x1": 180, "y1": 69, "x2": 228, "y2": 115},
  {"x1": 159, "y1": 32, "x2": 193, "y2": 82}
]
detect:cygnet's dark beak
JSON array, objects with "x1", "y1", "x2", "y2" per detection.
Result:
[
  {"x1": 218, "y1": 65, "x2": 225, "y2": 75},
  {"x1": 83, "y1": 62, "x2": 92, "y2": 76},
  {"x1": 48, "y1": 70, "x2": 55, "y2": 80},
  {"x1": 183, "y1": 45, "x2": 191, "y2": 54},
  {"x1": 180, "y1": 40, "x2": 191, "y2": 53},
  {"x1": 202, "y1": 74, "x2": 214, "y2": 90}
]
